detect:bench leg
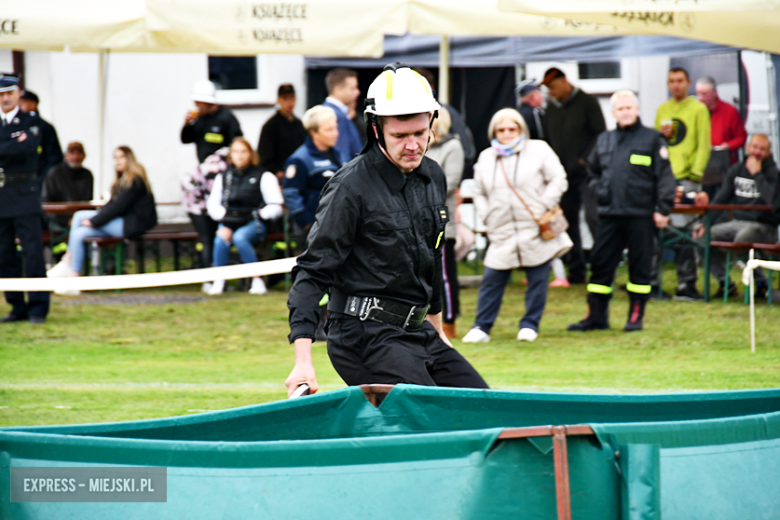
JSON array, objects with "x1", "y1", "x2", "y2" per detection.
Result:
[
  {"x1": 137, "y1": 241, "x2": 145, "y2": 274},
  {"x1": 173, "y1": 240, "x2": 181, "y2": 271},
  {"x1": 115, "y1": 243, "x2": 124, "y2": 275},
  {"x1": 155, "y1": 243, "x2": 161, "y2": 273},
  {"x1": 723, "y1": 251, "x2": 730, "y2": 304}
]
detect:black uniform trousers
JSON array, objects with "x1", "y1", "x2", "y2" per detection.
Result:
[
  {"x1": 588, "y1": 216, "x2": 655, "y2": 301},
  {"x1": 0, "y1": 213, "x2": 50, "y2": 318},
  {"x1": 326, "y1": 316, "x2": 488, "y2": 389}
]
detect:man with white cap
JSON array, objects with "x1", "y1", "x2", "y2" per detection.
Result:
[
  {"x1": 285, "y1": 63, "x2": 488, "y2": 396},
  {"x1": 0, "y1": 73, "x2": 49, "y2": 324},
  {"x1": 181, "y1": 79, "x2": 243, "y2": 164}
]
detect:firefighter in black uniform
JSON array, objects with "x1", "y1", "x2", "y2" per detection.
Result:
[
  {"x1": 19, "y1": 90, "x2": 63, "y2": 188},
  {"x1": 568, "y1": 90, "x2": 675, "y2": 332},
  {"x1": 0, "y1": 73, "x2": 49, "y2": 324},
  {"x1": 181, "y1": 79, "x2": 243, "y2": 164},
  {"x1": 285, "y1": 64, "x2": 488, "y2": 396}
]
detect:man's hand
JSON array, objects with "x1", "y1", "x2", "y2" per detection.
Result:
[
  {"x1": 660, "y1": 125, "x2": 673, "y2": 139},
  {"x1": 81, "y1": 219, "x2": 93, "y2": 228},
  {"x1": 692, "y1": 222, "x2": 705, "y2": 239},
  {"x1": 653, "y1": 212, "x2": 670, "y2": 229},
  {"x1": 694, "y1": 191, "x2": 709, "y2": 206},
  {"x1": 426, "y1": 312, "x2": 453, "y2": 348},
  {"x1": 285, "y1": 338, "x2": 319, "y2": 397},
  {"x1": 746, "y1": 155, "x2": 762, "y2": 175}
]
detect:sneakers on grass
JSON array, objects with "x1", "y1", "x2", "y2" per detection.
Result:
[
  {"x1": 462, "y1": 328, "x2": 490, "y2": 343},
  {"x1": 47, "y1": 259, "x2": 73, "y2": 278},
  {"x1": 517, "y1": 328, "x2": 538, "y2": 342},
  {"x1": 207, "y1": 280, "x2": 225, "y2": 296},
  {"x1": 674, "y1": 284, "x2": 704, "y2": 301},
  {"x1": 249, "y1": 277, "x2": 267, "y2": 295}
]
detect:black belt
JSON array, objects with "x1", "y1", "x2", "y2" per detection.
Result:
[
  {"x1": 0, "y1": 172, "x2": 36, "y2": 188},
  {"x1": 328, "y1": 290, "x2": 430, "y2": 330}
]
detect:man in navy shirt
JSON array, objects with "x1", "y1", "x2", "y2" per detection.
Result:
[{"x1": 323, "y1": 68, "x2": 363, "y2": 163}]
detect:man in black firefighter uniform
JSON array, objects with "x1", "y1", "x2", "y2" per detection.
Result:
[
  {"x1": 285, "y1": 64, "x2": 488, "y2": 396},
  {"x1": 568, "y1": 90, "x2": 675, "y2": 332},
  {"x1": 181, "y1": 79, "x2": 243, "y2": 164},
  {"x1": 19, "y1": 90, "x2": 63, "y2": 188},
  {"x1": 0, "y1": 74, "x2": 49, "y2": 324}
]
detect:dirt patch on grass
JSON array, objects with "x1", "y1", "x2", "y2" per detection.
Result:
[{"x1": 58, "y1": 293, "x2": 212, "y2": 306}]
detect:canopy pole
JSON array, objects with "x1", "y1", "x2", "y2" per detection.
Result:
[
  {"x1": 767, "y1": 53, "x2": 779, "y2": 159},
  {"x1": 97, "y1": 49, "x2": 109, "y2": 199},
  {"x1": 438, "y1": 36, "x2": 449, "y2": 105}
]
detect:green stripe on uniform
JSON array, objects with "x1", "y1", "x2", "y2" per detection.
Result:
[
  {"x1": 626, "y1": 282, "x2": 652, "y2": 294},
  {"x1": 587, "y1": 283, "x2": 613, "y2": 295},
  {"x1": 629, "y1": 154, "x2": 652, "y2": 166}
]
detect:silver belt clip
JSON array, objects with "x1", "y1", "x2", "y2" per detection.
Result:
[
  {"x1": 402, "y1": 305, "x2": 417, "y2": 329},
  {"x1": 359, "y1": 297, "x2": 383, "y2": 321}
]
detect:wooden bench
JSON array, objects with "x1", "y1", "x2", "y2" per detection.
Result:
[
  {"x1": 83, "y1": 231, "x2": 200, "y2": 275},
  {"x1": 708, "y1": 241, "x2": 780, "y2": 304},
  {"x1": 84, "y1": 229, "x2": 290, "y2": 276}
]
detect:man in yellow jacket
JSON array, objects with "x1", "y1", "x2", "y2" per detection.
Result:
[{"x1": 655, "y1": 67, "x2": 711, "y2": 301}]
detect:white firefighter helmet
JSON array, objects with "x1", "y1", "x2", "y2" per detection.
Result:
[
  {"x1": 191, "y1": 79, "x2": 218, "y2": 104},
  {"x1": 364, "y1": 64, "x2": 440, "y2": 119}
]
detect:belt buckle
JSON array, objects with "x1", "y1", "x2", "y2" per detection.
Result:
[
  {"x1": 0, "y1": 173, "x2": 5, "y2": 188},
  {"x1": 359, "y1": 297, "x2": 383, "y2": 321},
  {"x1": 402, "y1": 305, "x2": 417, "y2": 329}
]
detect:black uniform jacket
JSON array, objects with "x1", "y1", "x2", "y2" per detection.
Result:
[
  {"x1": 33, "y1": 113, "x2": 63, "y2": 180},
  {"x1": 0, "y1": 109, "x2": 43, "y2": 218},
  {"x1": 587, "y1": 119, "x2": 676, "y2": 218},
  {"x1": 287, "y1": 143, "x2": 449, "y2": 342},
  {"x1": 90, "y1": 177, "x2": 157, "y2": 239},
  {"x1": 544, "y1": 88, "x2": 606, "y2": 180},
  {"x1": 257, "y1": 111, "x2": 307, "y2": 174},
  {"x1": 181, "y1": 107, "x2": 243, "y2": 163}
]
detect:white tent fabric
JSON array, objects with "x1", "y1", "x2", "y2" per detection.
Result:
[{"x1": 498, "y1": 0, "x2": 780, "y2": 54}]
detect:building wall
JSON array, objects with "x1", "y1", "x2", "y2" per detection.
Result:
[{"x1": 5, "y1": 50, "x2": 305, "y2": 223}]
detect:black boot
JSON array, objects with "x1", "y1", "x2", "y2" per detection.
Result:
[
  {"x1": 568, "y1": 293, "x2": 610, "y2": 331},
  {"x1": 624, "y1": 299, "x2": 646, "y2": 332}
]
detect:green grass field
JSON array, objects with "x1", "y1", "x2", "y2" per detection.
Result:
[{"x1": 1, "y1": 265, "x2": 779, "y2": 427}]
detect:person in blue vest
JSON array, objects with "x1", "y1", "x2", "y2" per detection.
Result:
[
  {"x1": 0, "y1": 73, "x2": 49, "y2": 323},
  {"x1": 323, "y1": 68, "x2": 363, "y2": 163},
  {"x1": 283, "y1": 105, "x2": 343, "y2": 246}
]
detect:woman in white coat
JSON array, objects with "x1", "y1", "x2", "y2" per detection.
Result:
[{"x1": 462, "y1": 108, "x2": 572, "y2": 343}]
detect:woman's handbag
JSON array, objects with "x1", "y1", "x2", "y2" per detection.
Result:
[{"x1": 498, "y1": 157, "x2": 568, "y2": 241}]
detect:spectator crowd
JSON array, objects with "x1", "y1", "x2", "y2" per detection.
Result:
[{"x1": 1, "y1": 62, "x2": 779, "y2": 341}]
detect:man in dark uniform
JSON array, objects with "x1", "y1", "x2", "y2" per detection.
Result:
[
  {"x1": 258, "y1": 84, "x2": 307, "y2": 179},
  {"x1": 542, "y1": 67, "x2": 606, "y2": 284},
  {"x1": 568, "y1": 90, "x2": 675, "y2": 333},
  {"x1": 282, "y1": 105, "x2": 343, "y2": 242},
  {"x1": 285, "y1": 64, "x2": 487, "y2": 396},
  {"x1": 0, "y1": 73, "x2": 49, "y2": 324},
  {"x1": 515, "y1": 79, "x2": 545, "y2": 140},
  {"x1": 19, "y1": 90, "x2": 62, "y2": 188},
  {"x1": 181, "y1": 79, "x2": 243, "y2": 164}
]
